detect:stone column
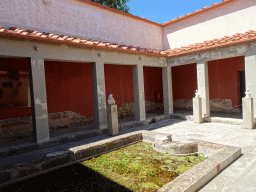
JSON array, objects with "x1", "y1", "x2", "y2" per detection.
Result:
[
  {"x1": 245, "y1": 53, "x2": 256, "y2": 118},
  {"x1": 92, "y1": 61, "x2": 108, "y2": 130},
  {"x1": 197, "y1": 61, "x2": 210, "y2": 118},
  {"x1": 29, "y1": 57, "x2": 49, "y2": 143},
  {"x1": 133, "y1": 65, "x2": 146, "y2": 121},
  {"x1": 162, "y1": 66, "x2": 174, "y2": 115}
]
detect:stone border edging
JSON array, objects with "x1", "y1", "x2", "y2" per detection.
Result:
[
  {"x1": 156, "y1": 140, "x2": 241, "y2": 192},
  {"x1": 0, "y1": 130, "x2": 145, "y2": 187}
]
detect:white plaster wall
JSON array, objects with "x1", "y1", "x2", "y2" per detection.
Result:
[
  {"x1": 163, "y1": 0, "x2": 256, "y2": 50},
  {"x1": 0, "y1": 0, "x2": 162, "y2": 50}
]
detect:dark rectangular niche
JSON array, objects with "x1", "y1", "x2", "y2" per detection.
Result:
[{"x1": 2, "y1": 82, "x2": 12, "y2": 88}]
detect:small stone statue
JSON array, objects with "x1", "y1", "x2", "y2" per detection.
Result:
[
  {"x1": 195, "y1": 90, "x2": 200, "y2": 98},
  {"x1": 107, "y1": 94, "x2": 116, "y2": 105},
  {"x1": 245, "y1": 89, "x2": 251, "y2": 98}
]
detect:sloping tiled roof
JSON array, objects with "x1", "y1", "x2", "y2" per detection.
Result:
[
  {"x1": 162, "y1": 0, "x2": 236, "y2": 26},
  {"x1": 164, "y1": 30, "x2": 256, "y2": 57},
  {"x1": 1, "y1": 26, "x2": 256, "y2": 58},
  {"x1": 0, "y1": 26, "x2": 168, "y2": 57}
]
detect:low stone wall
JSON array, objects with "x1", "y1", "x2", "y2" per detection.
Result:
[
  {"x1": 48, "y1": 111, "x2": 93, "y2": 131},
  {"x1": 173, "y1": 99, "x2": 193, "y2": 110},
  {"x1": 117, "y1": 100, "x2": 163, "y2": 118},
  {"x1": 210, "y1": 99, "x2": 234, "y2": 113},
  {"x1": 0, "y1": 100, "x2": 164, "y2": 140},
  {"x1": 0, "y1": 111, "x2": 94, "y2": 140},
  {"x1": 0, "y1": 117, "x2": 33, "y2": 139},
  {"x1": 174, "y1": 99, "x2": 239, "y2": 113}
]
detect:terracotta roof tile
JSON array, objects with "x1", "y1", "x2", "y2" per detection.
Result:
[
  {"x1": 164, "y1": 30, "x2": 256, "y2": 57},
  {"x1": 1, "y1": 26, "x2": 256, "y2": 58},
  {"x1": 0, "y1": 26, "x2": 167, "y2": 57}
]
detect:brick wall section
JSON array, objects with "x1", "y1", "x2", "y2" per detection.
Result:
[{"x1": 117, "y1": 100, "x2": 163, "y2": 118}]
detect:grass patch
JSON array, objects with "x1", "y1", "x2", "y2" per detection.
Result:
[{"x1": 81, "y1": 142, "x2": 207, "y2": 192}]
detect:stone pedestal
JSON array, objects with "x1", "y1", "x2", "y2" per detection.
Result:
[
  {"x1": 193, "y1": 96, "x2": 203, "y2": 124},
  {"x1": 107, "y1": 104, "x2": 119, "y2": 136},
  {"x1": 242, "y1": 97, "x2": 254, "y2": 129}
]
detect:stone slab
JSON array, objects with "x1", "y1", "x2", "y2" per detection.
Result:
[
  {"x1": 142, "y1": 131, "x2": 172, "y2": 143},
  {"x1": 154, "y1": 139, "x2": 198, "y2": 155}
]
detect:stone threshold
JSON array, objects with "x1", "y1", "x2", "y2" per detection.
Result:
[
  {"x1": 170, "y1": 114, "x2": 243, "y2": 125},
  {"x1": 0, "y1": 130, "x2": 241, "y2": 191},
  {"x1": 0, "y1": 114, "x2": 171, "y2": 159}
]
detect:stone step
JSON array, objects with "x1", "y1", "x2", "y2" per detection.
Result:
[{"x1": 169, "y1": 113, "x2": 243, "y2": 126}]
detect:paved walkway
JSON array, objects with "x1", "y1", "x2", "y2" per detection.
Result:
[{"x1": 148, "y1": 119, "x2": 256, "y2": 192}]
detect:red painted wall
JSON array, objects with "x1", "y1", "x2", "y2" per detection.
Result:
[
  {"x1": 143, "y1": 67, "x2": 163, "y2": 103},
  {"x1": 0, "y1": 58, "x2": 29, "y2": 72},
  {"x1": 172, "y1": 63, "x2": 197, "y2": 99},
  {"x1": 171, "y1": 57, "x2": 245, "y2": 108},
  {"x1": 104, "y1": 65, "x2": 134, "y2": 106},
  {"x1": 0, "y1": 107, "x2": 31, "y2": 120},
  {"x1": 208, "y1": 56, "x2": 245, "y2": 107},
  {"x1": 104, "y1": 65, "x2": 164, "y2": 106},
  {"x1": 44, "y1": 61, "x2": 94, "y2": 117},
  {"x1": 0, "y1": 58, "x2": 31, "y2": 120}
]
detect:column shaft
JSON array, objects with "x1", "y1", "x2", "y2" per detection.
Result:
[
  {"x1": 245, "y1": 54, "x2": 256, "y2": 118},
  {"x1": 197, "y1": 61, "x2": 210, "y2": 118},
  {"x1": 92, "y1": 62, "x2": 108, "y2": 129},
  {"x1": 133, "y1": 65, "x2": 146, "y2": 121},
  {"x1": 162, "y1": 66, "x2": 173, "y2": 114},
  {"x1": 29, "y1": 58, "x2": 49, "y2": 143}
]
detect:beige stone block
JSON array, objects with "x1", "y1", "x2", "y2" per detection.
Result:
[
  {"x1": 193, "y1": 97, "x2": 203, "y2": 123},
  {"x1": 243, "y1": 97, "x2": 254, "y2": 129},
  {"x1": 107, "y1": 105, "x2": 119, "y2": 136}
]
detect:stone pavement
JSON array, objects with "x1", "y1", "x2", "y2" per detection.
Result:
[
  {"x1": 149, "y1": 119, "x2": 256, "y2": 192},
  {"x1": 0, "y1": 117, "x2": 255, "y2": 191}
]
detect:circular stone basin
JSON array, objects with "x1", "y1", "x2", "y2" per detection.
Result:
[{"x1": 154, "y1": 136, "x2": 198, "y2": 155}]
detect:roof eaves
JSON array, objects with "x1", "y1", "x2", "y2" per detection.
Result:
[
  {"x1": 165, "y1": 30, "x2": 256, "y2": 57},
  {"x1": 162, "y1": 0, "x2": 239, "y2": 26},
  {"x1": 0, "y1": 27, "x2": 168, "y2": 58},
  {"x1": 77, "y1": 0, "x2": 162, "y2": 27}
]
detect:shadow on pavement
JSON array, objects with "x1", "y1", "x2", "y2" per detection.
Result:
[{"x1": 1, "y1": 163, "x2": 132, "y2": 192}]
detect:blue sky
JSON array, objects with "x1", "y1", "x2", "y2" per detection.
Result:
[{"x1": 127, "y1": 0, "x2": 223, "y2": 24}]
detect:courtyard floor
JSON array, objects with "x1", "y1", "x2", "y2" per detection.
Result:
[{"x1": 1, "y1": 117, "x2": 256, "y2": 191}]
